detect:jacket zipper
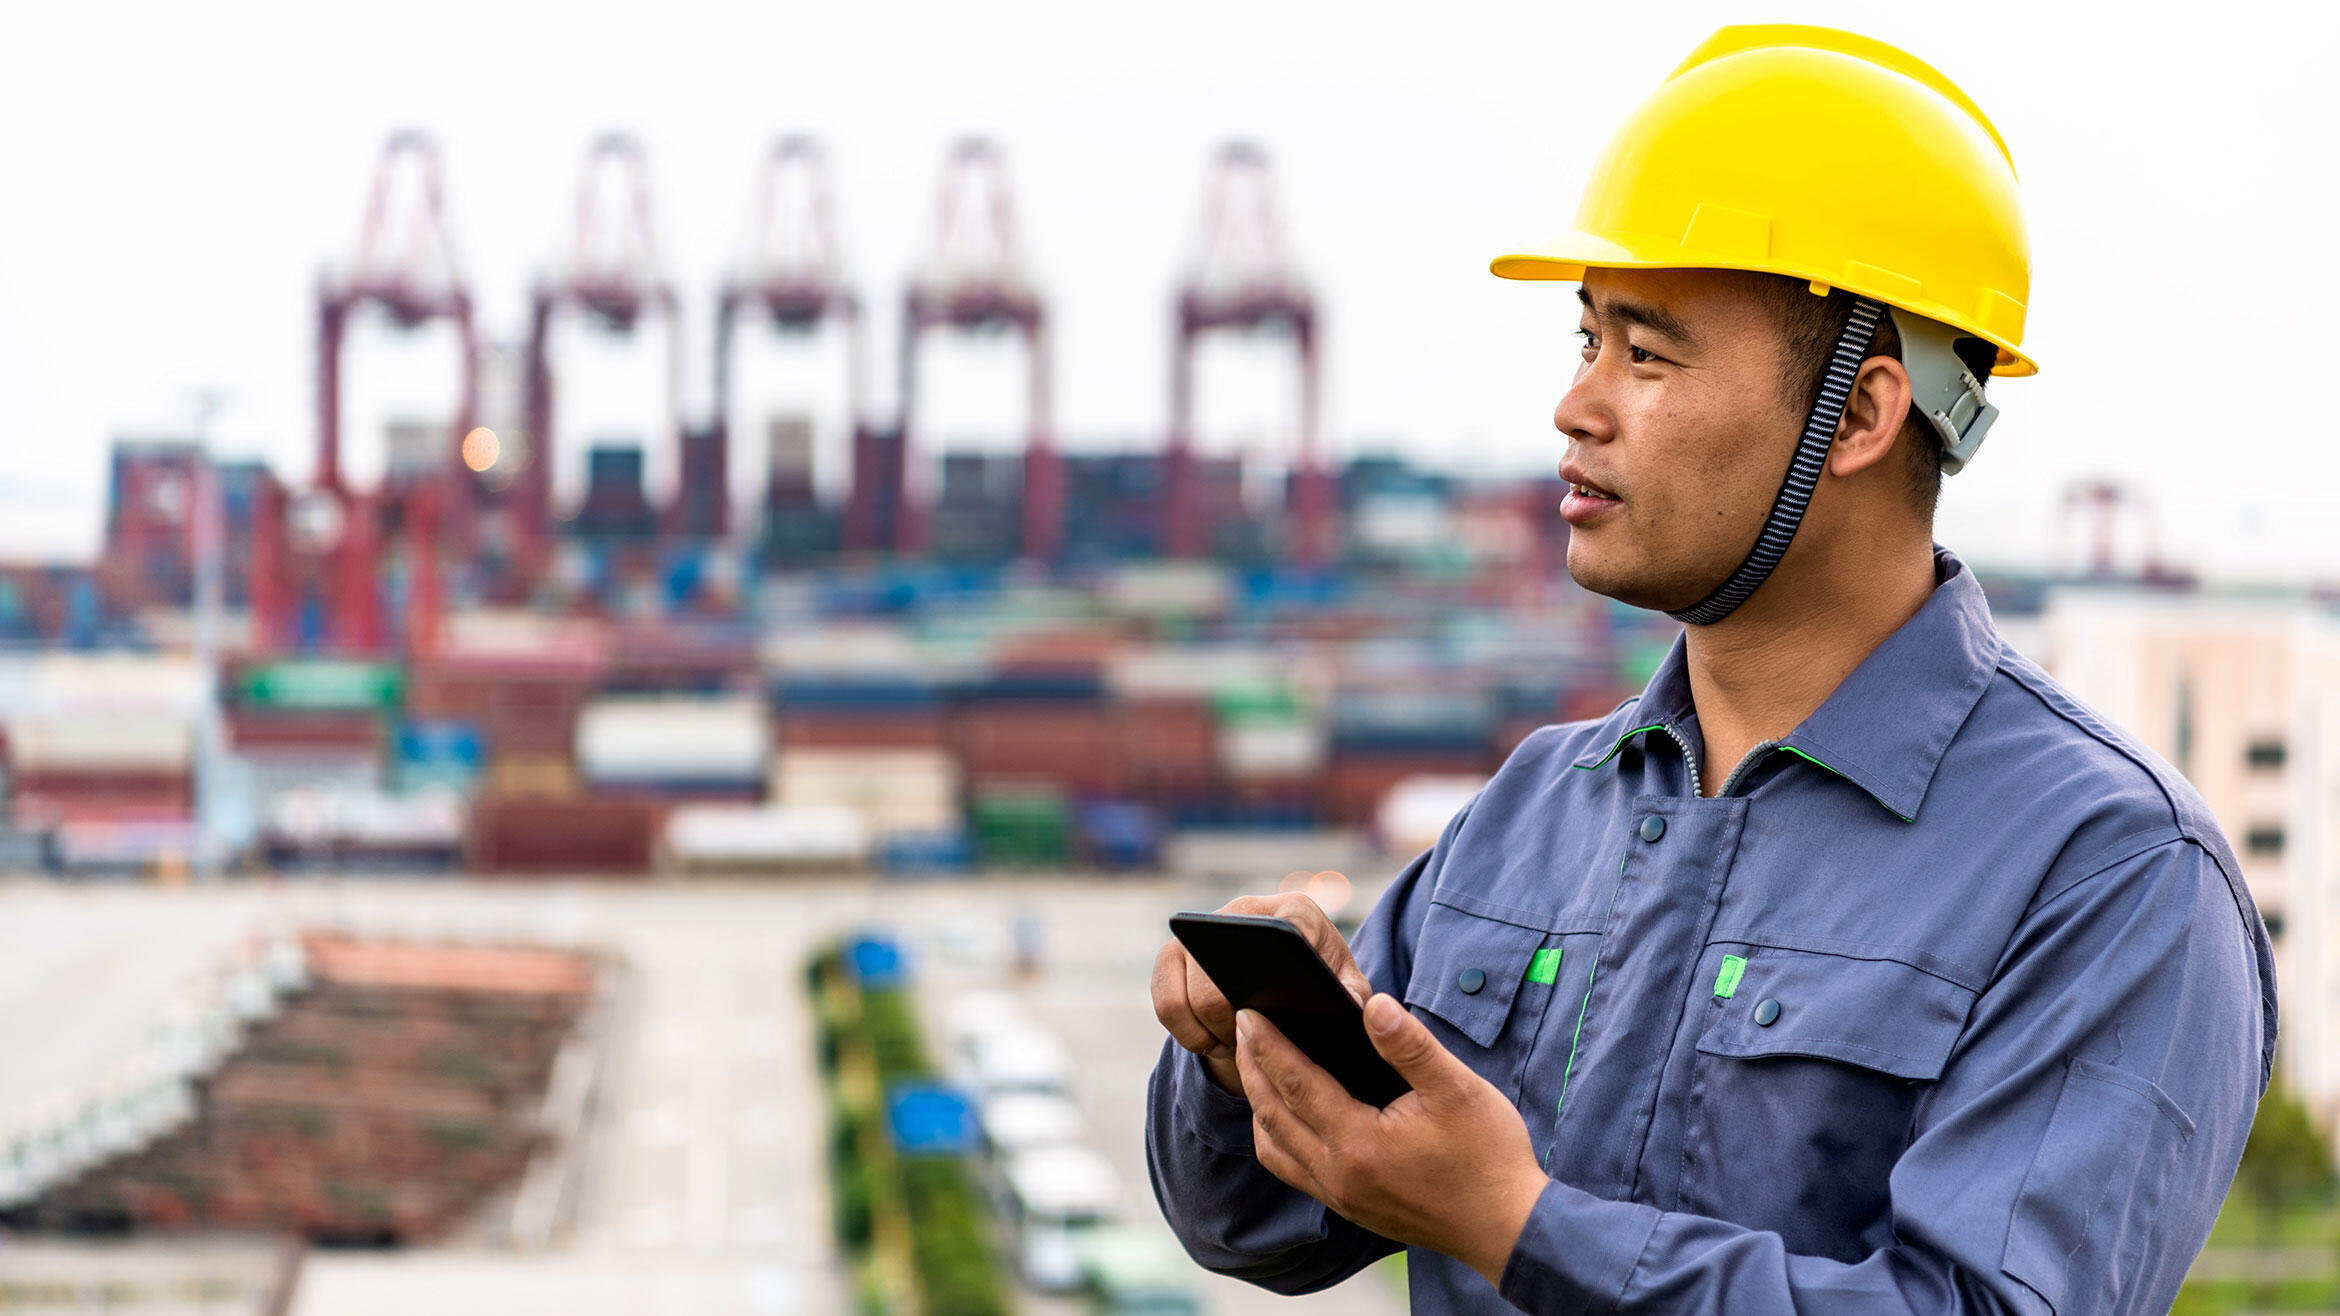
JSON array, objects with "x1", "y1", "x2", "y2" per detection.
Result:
[
  {"x1": 1660, "y1": 724, "x2": 1704, "y2": 799},
  {"x1": 1715, "y1": 739, "x2": 1782, "y2": 799}
]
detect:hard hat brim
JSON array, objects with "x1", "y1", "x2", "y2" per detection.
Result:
[{"x1": 1490, "y1": 238, "x2": 2038, "y2": 378}]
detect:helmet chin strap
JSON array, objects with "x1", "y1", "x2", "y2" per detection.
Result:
[{"x1": 1667, "y1": 296, "x2": 1885, "y2": 627}]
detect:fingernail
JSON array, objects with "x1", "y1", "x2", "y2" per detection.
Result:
[
  {"x1": 1368, "y1": 994, "x2": 1403, "y2": 1035},
  {"x1": 1236, "y1": 1010, "x2": 1254, "y2": 1042}
]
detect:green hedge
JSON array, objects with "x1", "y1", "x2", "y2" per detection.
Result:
[{"x1": 810, "y1": 939, "x2": 1011, "y2": 1316}]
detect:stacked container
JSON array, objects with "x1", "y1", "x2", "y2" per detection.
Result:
[{"x1": 1323, "y1": 686, "x2": 1495, "y2": 825}]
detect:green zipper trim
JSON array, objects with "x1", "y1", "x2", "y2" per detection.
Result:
[
  {"x1": 1775, "y1": 745, "x2": 1913, "y2": 822},
  {"x1": 1551, "y1": 953, "x2": 1601, "y2": 1131},
  {"x1": 1572, "y1": 724, "x2": 1667, "y2": 772}
]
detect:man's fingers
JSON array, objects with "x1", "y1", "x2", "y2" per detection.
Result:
[
  {"x1": 1251, "y1": 1117, "x2": 1327, "y2": 1202},
  {"x1": 1217, "y1": 893, "x2": 1373, "y2": 1005},
  {"x1": 1182, "y1": 959, "x2": 1237, "y2": 1054},
  {"x1": 1238, "y1": 1018, "x2": 1331, "y2": 1164},
  {"x1": 1151, "y1": 942, "x2": 1233, "y2": 1057},
  {"x1": 1363, "y1": 992, "x2": 1477, "y2": 1096}
]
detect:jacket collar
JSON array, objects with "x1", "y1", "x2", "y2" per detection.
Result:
[{"x1": 1573, "y1": 546, "x2": 2001, "y2": 821}]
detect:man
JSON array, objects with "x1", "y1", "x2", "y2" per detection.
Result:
[{"x1": 1145, "y1": 25, "x2": 2275, "y2": 1315}]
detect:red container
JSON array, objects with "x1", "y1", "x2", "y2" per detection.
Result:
[
  {"x1": 227, "y1": 710, "x2": 385, "y2": 755},
  {"x1": 11, "y1": 770, "x2": 194, "y2": 825},
  {"x1": 1321, "y1": 751, "x2": 1490, "y2": 825},
  {"x1": 779, "y1": 711, "x2": 950, "y2": 750},
  {"x1": 955, "y1": 704, "x2": 1124, "y2": 795},
  {"x1": 467, "y1": 797, "x2": 659, "y2": 875},
  {"x1": 409, "y1": 663, "x2": 592, "y2": 757},
  {"x1": 605, "y1": 623, "x2": 757, "y2": 692},
  {"x1": 992, "y1": 627, "x2": 1128, "y2": 675},
  {"x1": 1119, "y1": 698, "x2": 1218, "y2": 800}
]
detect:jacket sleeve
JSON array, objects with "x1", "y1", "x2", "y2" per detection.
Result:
[
  {"x1": 1494, "y1": 836, "x2": 2274, "y2": 1315},
  {"x1": 1142, "y1": 803, "x2": 1459, "y2": 1293}
]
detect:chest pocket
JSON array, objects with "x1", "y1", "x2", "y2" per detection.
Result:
[
  {"x1": 1679, "y1": 943, "x2": 1979, "y2": 1260},
  {"x1": 1402, "y1": 901, "x2": 1552, "y2": 1094},
  {"x1": 1697, "y1": 944, "x2": 1973, "y2": 1078}
]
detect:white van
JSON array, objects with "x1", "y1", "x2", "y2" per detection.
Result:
[{"x1": 1003, "y1": 1143, "x2": 1122, "y2": 1293}]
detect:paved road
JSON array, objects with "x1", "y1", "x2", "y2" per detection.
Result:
[{"x1": 0, "y1": 872, "x2": 1422, "y2": 1314}]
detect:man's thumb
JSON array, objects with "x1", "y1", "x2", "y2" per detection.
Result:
[{"x1": 1363, "y1": 993, "x2": 1468, "y2": 1092}]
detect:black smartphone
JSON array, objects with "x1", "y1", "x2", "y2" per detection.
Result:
[{"x1": 1169, "y1": 911, "x2": 1411, "y2": 1107}]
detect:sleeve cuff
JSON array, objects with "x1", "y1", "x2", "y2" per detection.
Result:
[
  {"x1": 1171, "y1": 1043, "x2": 1258, "y2": 1156},
  {"x1": 1496, "y1": 1179, "x2": 1661, "y2": 1314}
]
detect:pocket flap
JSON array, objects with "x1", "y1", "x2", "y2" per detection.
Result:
[
  {"x1": 1696, "y1": 945, "x2": 1974, "y2": 1081},
  {"x1": 1403, "y1": 901, "x2": 1550, "y2": 1048}
]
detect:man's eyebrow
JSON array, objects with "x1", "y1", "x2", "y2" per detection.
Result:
[{"x1": 1575, "y1": 285, "x2": 1701, "y2": 350}]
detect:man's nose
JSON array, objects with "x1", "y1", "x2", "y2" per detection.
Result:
[{"x1": 1552, "y1": 361, "x2": 1615, "y2": 446}]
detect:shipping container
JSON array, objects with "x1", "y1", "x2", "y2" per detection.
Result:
[
  {"x1": 955, "y1": 704, "x2": 1124, "y2": 796},
  {"x1": 262, "y1": 786, "x2": 464, "y2": 871},
  {"x1": 776, "y1": 711, "x2": 951, "y2": 751},
  {"x1": 1216, "y1": 718, "x2": 1327, "y2": 780},
  {"x1": 970, "y1": 786, "x2": 1071, "y2": 870},
  {"x1": 393, "y1": 720, "x2": 486, "y2": 795},
  {"x1": 1322, "y1": 752, "x2": 1489, "y2": 826},
  {"x1": 10, "y1": 770, "x2": 193, "y2": 827},
  {"x1": 9, "y1": 718, "x2": 194, "y2": 774},
  {"x1": 573, "y1": 695, "x2": 767, "y2": 790},
  {"x1": 484, "y1": 755, "x2": 579, "y2": 801},
  {"x1": 468, "y1": 797, "x2": 659, "y2": 875},
  {"x1": 768, "y1": 747, "x2": 961, "y2": 839},
  {"x1": 1072, "y1": 800, "x2": 1162, "y2": 871},
  {"x1": 876, "y1": 829, "x2": 973, "y2": 875},
  {"x1": 604, "y1": 621, "x2": 758, "y2": 694},
  {"x1": 226, "y1": 710, "x2": 385, "y2": 757},
  {"x1": 1118, "y1": 698, "x2": 1218, "y2": 801},
  {"x1": 663, "y1": 803, "x2": 869, "y2": 874},
  {"x1": 1376, "y1": 775, "x2": 1488, "y2": 857},
  {"x1": 232, "y1": 658, "x2": 403, "y2": 712}
]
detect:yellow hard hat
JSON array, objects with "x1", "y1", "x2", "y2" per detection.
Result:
[{"x1": 1492, "y1": 24, "x2": 2035, "y2": 377}]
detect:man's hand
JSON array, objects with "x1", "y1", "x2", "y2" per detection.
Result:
[
  {"x1": 1237, "y1": 993, "x2": 1549, "y2": 1288},
  {"x1": 1150, "y1": 893, "x2": 1374, "y2": 1099}
]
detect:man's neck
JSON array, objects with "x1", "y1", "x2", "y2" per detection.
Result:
[{"x1": 1678, "y1": 539, "x2": 1938, "y2": 796}]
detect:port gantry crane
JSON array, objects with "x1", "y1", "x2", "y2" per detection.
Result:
[
  {"x1": 518, "y1": 133, "x2": 685, "y2": 584},
  {"x1": 897, "y1": 137, "x2": 1060, "y2": 564},
  {"x1": 273, "y1": 130, "x2": 477, "y2": 655},
  {"x1": 710, "y1": 135, "x2": 868, "y2": 555},
  {"x1": 1167, "y1": 141, "x2": 1331, "y2": 566}
]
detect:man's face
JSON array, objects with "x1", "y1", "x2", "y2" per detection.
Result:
[{"x1": 1555, "y1": 267, "x2": 1805, "y2": 612}]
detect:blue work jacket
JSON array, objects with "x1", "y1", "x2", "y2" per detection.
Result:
[{"x1": 1146, "y1": 548, "x2": 2276, "y2": 1314}]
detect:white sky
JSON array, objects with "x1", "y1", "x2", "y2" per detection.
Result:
[{"x1": 2, "y1": 0, "x2": 2335, "y2": 583}]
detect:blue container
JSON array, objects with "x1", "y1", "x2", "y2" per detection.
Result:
[
  {"x1": 878, "y1": 830, "x2": 974, "y2": 875},
  {"x1": 773, "y1": 676, "x2": 942, "y2": 712},
  {"x1": 397, "y1": 720, "x2": 485, "y2": 768},
  {"x1": 956, "y1": 670, "x2": 1105, "y2": 703},
  {"x1": 1075, "y1": 800, "x2": 1162, "y2": 870}
]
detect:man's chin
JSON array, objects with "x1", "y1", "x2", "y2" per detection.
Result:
[{"x1": 1564, "y1": 553, "x2": 1707, "y2": 615}]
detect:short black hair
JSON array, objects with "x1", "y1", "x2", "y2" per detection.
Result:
[{"x1": 1742, "y1": 275, "x2": 1987, "y2": 518}]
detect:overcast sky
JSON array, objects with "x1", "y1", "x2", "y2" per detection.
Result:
[{"x1": 4, "y1": 0, "x2": 2335, "y2": 583}]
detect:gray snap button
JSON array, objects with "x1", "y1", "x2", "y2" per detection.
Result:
[
  {"x1": 1458, "y1": 967, "x2": 1487, "y2": 995},
  {"x1": 1753, "y1": 998, "x2": 1781, "y2": 1027},
  {"x1": 1638, "y1": 815, "x2": 1667, "y2": 843}
]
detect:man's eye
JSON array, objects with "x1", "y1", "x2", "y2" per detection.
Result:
[
  {"x1": 1575, "y1": 329, "x2": 1599, "y2": 355},
  {"x1": 1629, "y1": 344, "x2": 1660, "y2": 365}
]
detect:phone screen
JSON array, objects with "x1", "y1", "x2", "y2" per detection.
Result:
[{"x1": 1170, "y1": 912, "x2": 1411, "y2": 1107}]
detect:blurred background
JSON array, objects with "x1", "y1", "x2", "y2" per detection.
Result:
[{"x1": 0, "y1": 1, "x2": 2335, "y2": 1311}]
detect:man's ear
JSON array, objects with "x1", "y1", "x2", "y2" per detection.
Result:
[{"x1": 1828, "y1": 355, "x2": 1914, "y2": 479}]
